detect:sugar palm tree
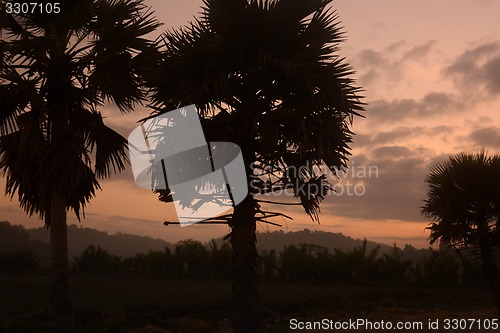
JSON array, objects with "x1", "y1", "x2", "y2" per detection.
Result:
[
  {"x1": 422, "y1": 151, "x2": 500, "y2": 314},
  {"x1": 0, "y1": 1, "x2": 159, "y2": 331},
  {"x1": 145, "y1": 0, "x2": 363, "y2": 331}
]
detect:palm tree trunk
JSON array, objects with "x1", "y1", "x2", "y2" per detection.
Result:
[
  {"x1": 487, "y1": 252, "x2": 500, "y2": 316},
  {"x1": 491, "y1": 270, "x2": 500, "y2": 316},
  {"x1": 483, "y1": 258, "x2": 500, "y2": 315},
  {"x1": 229, "y1": 195, "x2": 264, "y2": 333},
  {"x1": 49, "y1": 191, "x2": 75, "y2": 333},
  {"x1": 479, "y1": 233, "x2": 500, "y2": 315}
]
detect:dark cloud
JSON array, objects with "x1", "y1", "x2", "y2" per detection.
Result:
[
  {"x1": 356, "y1": 49, "x2": 388, "y2": 67},
  {"x1": 254, "y1": 150, "x2": 433, "y2": 224},
  {"x1": 447, "y1": 42, "x2": 499, "y2": 69},
  {"x1": 353, "y1": 126, "x2": 454, "y2": 150},
  {"x1": 403, "y1": 40, "x2": 437, "y2": 61},
  {"x1": 368, "y1": 92, "x2": 461, "y2": 122},
  {"x1": 469, "y1": 126, "x2": 500, "y2": 148},
  {"x1": 373, "y1": 127, "x2": 421, "y2": 144},
  {"x1": 426, "y1": 125, "x2": 454, "y2": 136},
  {"x1": 359, "y1": 69, "x2": 380, "y2": 86},
  {"x1": 372, "y1": 146, "x2": 413, "y2": 159},
  {"x1": 385, "y1": 40, "x2": 406, "y2": 53},
  {"x1": 445, "y1": 41, "x2": 500, "y2": 96},
  {"x1": 326, "y1": 157, "x2": 427, "y2": 222},
  {"x1": 355, "y1": 40, "x2": 436, "y2": 69},
  {"x1": 352, "y1": 133, "x2": 373, "y2": 148},
  {"x1": 322, "y1": 149, "x2": 450, "y2": 222},
  {"x1": 482, "y1": 56, "x2": 500, "y2": 94},
  {"x1": 354, "y1": 40, "x2": 439, "y2": 88}
]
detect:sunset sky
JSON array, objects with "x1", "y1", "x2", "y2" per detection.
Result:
[{"x1": 2, "y1": 0, "x2": 500, "y2": 249}]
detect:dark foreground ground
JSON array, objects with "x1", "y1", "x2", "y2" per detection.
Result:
[{"x1": 0, "y1": 274, "x2": 497, "y2": 332}]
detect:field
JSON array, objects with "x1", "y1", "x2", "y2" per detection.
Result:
[{"x1": 0, "y1": 274, "x2": 498, "y2": 332}]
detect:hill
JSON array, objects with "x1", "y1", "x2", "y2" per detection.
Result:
[
  {"x1": 1, "y1": 221, "x2": 418, "y2": 267},
  {"x1": 253, "y1": 229, "x2": 394, "y2": 254},
  {"x1": 0, "y1": 221, "x2": 174, "y2": 268},
  {"x1": 27, "y1": 224, "x2": 174, "y2": 262}
]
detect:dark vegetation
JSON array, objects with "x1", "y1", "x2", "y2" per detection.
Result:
[
  {"x1": 68, "y1": 240, "x2": 488, "y2": 289},
  {"x1": 0, "y1": 221, "x2": 488, "y2": 287},
  {"x1": 0, "y1": 222, "x2": 496, "y2": 332},
  {"x1": 0, "y1": 220, "x2": 391, "y2": 268},
  {"x1": 1, "y1": 275, "x2": 495, "y2": 333},
  {"x1": 0, "y1": 221, "x2": 497, "y2": 332}
]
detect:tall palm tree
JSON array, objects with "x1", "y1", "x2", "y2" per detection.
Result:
[
  {"x1": 0, "y1": 1, "x2": 159, "y2": 331},
  {"x1": 145, "y1": 0, "x2": 363, "y2": 331},
  {"x1": 422, "y1": 151, "x2": 500, "y2": 314}
]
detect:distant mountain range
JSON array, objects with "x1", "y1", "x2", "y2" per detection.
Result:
[
  {"x1": 1, "y1": 220, "x2": 404, "y2": 268},
  {"x1": 253, "y1": 229, "x2": 393, "y2": 254},
  {"x1": 27, "y1": 223, "x2": 172, "y2": 259}
]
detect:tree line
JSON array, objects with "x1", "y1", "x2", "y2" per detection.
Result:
[{"x1": 53, "y1": 239, "x2": 486, "y2": 288}]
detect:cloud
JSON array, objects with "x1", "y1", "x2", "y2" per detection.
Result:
[
  {"x1": 403, "y1": 40, "x2": 437, "y2": 61},
  {"x1": 322, "y1": 148, "x2": 450, "y2": 222},
  {"x1": 355, "y1": 40, "x2": 436, "y2": 69},
  {"x1": 372, "y1": 146, "x2": 413, "y2": 159},
  {"x1": 385, "y1": 40, "x2": 406, "y2": 53},
  {"x1": 445, "y1": 41, "x2": 500, "y2": 96},
  {"x1": 356, "y1": 49, "x2": 388, "y2": 67},
  {"x1": 353, "y1": 125, "x2": 454, "y2": 149},
  {"x1": 482, "y1": 56, "x2": 500, "y2": 94},
  {"x1": 375, "y1": 125, "x2": 452, "y2": 142},
  {"x1": 250, "y1": 150, "x2": 438, "y2": 225},
  {"x1": 367, "y1": 92, "x2": 462, "y2": 122},
  {"x1": 353, "y1": 40, "x2": 438, "y2": 89},
  {"x1": 252, "y1": 150, "x2": 431, "y2": 224},
  {"x1": 469, "y1": 126, "x2": 500, "y2": 148}
]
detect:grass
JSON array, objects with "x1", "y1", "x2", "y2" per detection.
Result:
[{"x1": 0, "y1": 274, "x2": 497, "y2": 332}]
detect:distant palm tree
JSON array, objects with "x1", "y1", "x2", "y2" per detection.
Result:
[
  {"x1": 145, "y1": 0, "x2": 363, "y2": 331},
  {"x1": 0, "y1": 1, "x2": 159, "y2": 331},
  {"x1": 422, "y1": 151, "x2": 500, "y2": 314}
]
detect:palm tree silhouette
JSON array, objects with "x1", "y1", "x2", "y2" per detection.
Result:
[
  {"x1": 145, "y1": 0, "x2": 363, "y2": 331},
  {"x1": 0, "y1": 1, "x2": 159, "y2": 331},
  {"x1": 422, "y1": 151, "x2": 500, "y2": 314}
]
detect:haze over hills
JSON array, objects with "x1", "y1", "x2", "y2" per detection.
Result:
[
  {"x1": 1, "y1": 220, "x2": 412, "y2": 268},
  {"x1": 27, "y1": 223, "x2": 173, "y2": 259},
  {"x1": 253, "y1": 229, "x2": 393, "y2": 254}
]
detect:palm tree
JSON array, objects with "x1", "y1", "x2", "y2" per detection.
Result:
[
  {"x1": 422, "y1": 151, "x2": 500, "y2": 314},
  {"x1": 145, "y1": 0, "x2": 363, "y2": 331},
  {"x1": 0, "y1": 1, "x2": 159, "y2": 331}
]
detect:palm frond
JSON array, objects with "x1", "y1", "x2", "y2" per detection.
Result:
[
  {"x1": 79, "y1": 110, "x2": 129, "y2": 178},
  {"x1": 145, "y1": 0, "x2": 363, "y2": 224},
  {"x1": 296, "y1": 175, "x2": 332, "y2": 223},
  {"x1": 422, "y1": 150, "x2": 500, "y2": 247},
  {"x1": 0, "y1": 0, "x2": 159, "y2": 222}
]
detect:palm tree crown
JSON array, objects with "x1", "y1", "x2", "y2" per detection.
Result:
[
  {"x1": 422, "y1": 151, "x2": 500, "y2": 249},
  {"x1": 146, "y1": 0, "x2": 364, "y2": 219},
  {"x1": 0, "y1": 0, "x2": 160, "y2": 223}
]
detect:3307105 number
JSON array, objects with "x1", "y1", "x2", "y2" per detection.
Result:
[{"x1": 4, "y1": 2, "x2": 61, "y2": 14}]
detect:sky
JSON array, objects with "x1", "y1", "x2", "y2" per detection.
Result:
[{"x1": 2, "y1": 0, "x2": 500, "y2": 249}]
